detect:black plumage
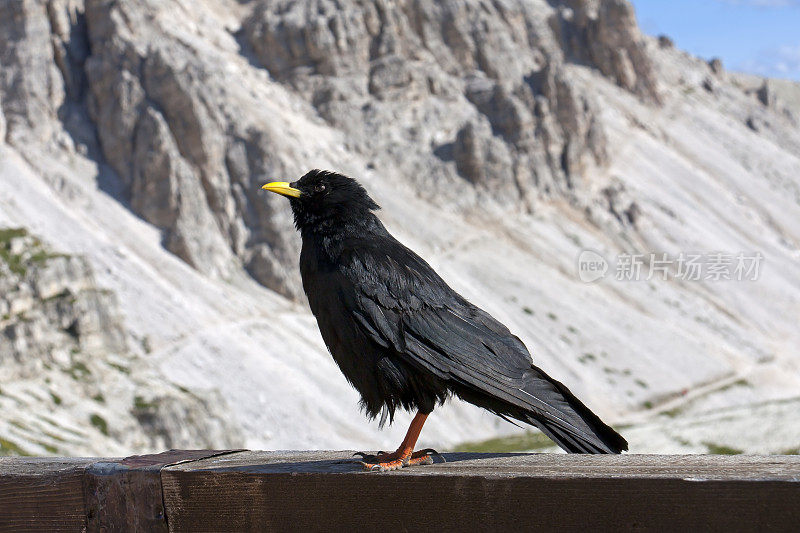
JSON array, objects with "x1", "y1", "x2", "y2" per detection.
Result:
[{"x1": 263, "y1": 170, "x2": 627, "y2": 463}]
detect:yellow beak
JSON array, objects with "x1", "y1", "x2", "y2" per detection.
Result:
[{"x1": 261, "y1": 181, "x2": 302, "y2": 198}]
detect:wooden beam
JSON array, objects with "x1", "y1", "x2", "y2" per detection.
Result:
[
  {"x1": 1, "y1": 452, "x2": 799, "y2": 532},
  {"x1": 0, "y1": 457, "x2": 91, "y2": 532},
  {"x1": 84, "y1": 449, "x2": 241, "y2": 532}
]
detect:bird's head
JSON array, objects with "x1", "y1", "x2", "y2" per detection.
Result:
[{"x1": 261, "y1": 169, "x2": 380, "y2": 232}]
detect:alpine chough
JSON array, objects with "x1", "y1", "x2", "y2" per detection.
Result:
[{"x1": 262, "y1": 170, "x2": 627, "y2": 471}]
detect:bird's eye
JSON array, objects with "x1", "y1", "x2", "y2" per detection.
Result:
[{"x1": 314, "y1": 183, "x2": 326, "y2": 193}]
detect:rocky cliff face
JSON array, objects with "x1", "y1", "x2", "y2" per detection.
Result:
[
  {"x1": 243, "y1": 0, "x2": 659, "y2": 209},
  {"x1": 1, "y1": 229, "x2": 125, "y2": 370},
  {"x1": 0, "y1": 228, "x2": 241, "y2": 455},
  {"x1": 1, "y1": 0, "x2": 658, "y2": 300},
  {"x1": 1, "y1": 0, "x2": 800, "y2": 455}
]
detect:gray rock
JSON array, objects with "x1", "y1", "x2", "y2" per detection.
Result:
[
  {"x1": 0, "y1": 0, "x2": 661, "y2": 300},
  {"x1": 243, "y1": 0, "x2": 637, "y2": 208},
  {"x1": 0, "y1": 92, "x2": 5, "y2": 141},
  {"x1": 757, "y1": 81, "x2": 776, "y2": 107},
  {"x1": 0, "y1": 0, "x2": 67, "y2": 145},
  {"x1": 0, "y1": 228, "x2": 241, "y2": 454},
  {"x1": 131, "y1": 391, "x2": 243, "y2": 450},
  {"x1": 80, "y1": 0, "x2": 303, "y2": 298},
  {"x1": 1, "y1": 229, "x2": 125, "y2": 372}
]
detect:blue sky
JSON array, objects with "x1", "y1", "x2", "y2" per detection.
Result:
[{"x1": 630, "y1": 0, "x2": 800, "y2": 80}]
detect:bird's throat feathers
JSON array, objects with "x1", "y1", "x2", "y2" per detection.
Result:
[
  {"x1": 293, "y1": 197, "x2": 381, "y2": 236},
  {"x1": 298, "y1": 209, "x2": 389, "y2": 271}
]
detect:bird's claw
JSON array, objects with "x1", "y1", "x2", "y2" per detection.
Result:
[
  {"x1": 353, "y1": 451, "x2": 388, "y2": 460},
  {"x1": 358, "y1": 458, "x2": 405, "y2": 472},
  {"x1": 356, "y1": 448, "x2": 440, "y2": 471},
  {"x1": 415, "y1": 448, "x2": 445, "y2": 463}
]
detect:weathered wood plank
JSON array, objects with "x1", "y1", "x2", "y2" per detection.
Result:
[
  {"x1": 0, "y1": 450, "x2": 242, "y2": 532},
  {"x1": 161, "y1": 452, "x2": 800, "y2": 532},
  {"x1": 2, "y1": 452, "x2": 800, "y2": 532},
  {"x1": 84, "y1": 449, "x2": 241, "y2": 532},
  {"x1": 0, "y1": 457, "x2": 94, "y2": 532},
  {"x1": 163, "y1": 451, "x2": 800, "y2": 479}
]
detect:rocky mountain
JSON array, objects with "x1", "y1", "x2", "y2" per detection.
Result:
[
  {"x1": 1, "y1": 0, "x2": 799, "y2": 455},
  {"x1": 0, "y1": 228, "x2": 240, "y2": 455}
]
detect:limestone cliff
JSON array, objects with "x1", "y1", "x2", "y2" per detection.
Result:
[{"x1": 0, "y1": 228, "x2": 241, "y2": 455}]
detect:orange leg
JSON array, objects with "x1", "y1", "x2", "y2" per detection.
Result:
[{"x1": 357, "y1": 412, "x2": 436, "y2": 472}]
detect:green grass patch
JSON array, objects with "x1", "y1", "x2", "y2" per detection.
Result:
[
  {"x1": 780, "y1": 447, "x2": 799, "y2": 455},
  {"x1": 0, "y1": 247, "x2": 25, "y2": 275},
  {"x1": 0, "y1": 228, "x2": 29, "y2": 276},
  {"x1": 29, "y1": 250, "x2": 66, "y2": 264},
  {"x1": 92, "y1": 393, "x2": 106, "y2": 404},
  {"x1": 0, "y1": 437, "x2": 30, "y2": 456},
  {"x1": 43, "y1": 288, "x2": 72, "y2": 302},
  {"x1": 67, "y1": 361, "x2": 91, "y2": 380},
  {"x1": 522, "y1": 306, "x2": 534, "y2": 315},
  {"x1": 635, "y1": 379, "x2": 648, "y2": 389},
  {"x1": 42, "y1": 431, "x2": 68, "y2": 443},
  {"x1": 704, "y1": 442, "x2": 743, "y2": 455},
  {"x1": 50, "y1": 392, "x2": 62, "y2": 405},
  {"x1": 547, "y1": 312, "x2": 558, "y2": 321},
  {"x1": 90, "y1": 414, "x2": 109, "y2": 436},
  {"x1": 454, "y1": 431, "x2": 555, "y2": 453},
  {"x1": 133, "y1": 395, "x2": 158, "y2": 411},
  {"x1": 661, "y1": 405, "x2": 684, "y2": 418},
  {"x1": 0, "y1": 228, "x2": 67, "y2": 275},
  {"x1": 0, "y1": 228, "x2": 28, "y2": 242},
  {"x1": 716, "y1": 378, "x2": 752, "y2": 393},
  {"x1": 108, "y1": 362, "x2": 130, "y2": 374},
  {"x1": 37, "y1": 441, "x2": 59, "y2": 454}
]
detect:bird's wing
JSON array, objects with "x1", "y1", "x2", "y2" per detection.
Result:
[
  {"x1": 336, "y1": 237, "x2": 627, "y2": 453},
  {"x1": 337, "y1": 237, "x2": 585, "y2": 429}
]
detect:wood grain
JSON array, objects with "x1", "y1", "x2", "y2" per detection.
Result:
[
  {"x1": 84, "y1": 450, "x2": 241, "y2": 532},
  {"x1": 0, "y1": 458, "x2": 93, "y2": 532},
  {"x1": 161, "y1": 452, "x2": 800, "y2": 532},
  {"x1": 2, "y1": 452, "x2": 800, "y2": 532}
]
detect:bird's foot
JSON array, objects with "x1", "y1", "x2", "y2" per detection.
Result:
[{"x1": 354, "y1": 449, "x2": 438, "y2": 472}]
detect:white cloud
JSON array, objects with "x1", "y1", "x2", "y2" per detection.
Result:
[{"x1": 738, "y1": 45, "x2": 800, "y2": 80}]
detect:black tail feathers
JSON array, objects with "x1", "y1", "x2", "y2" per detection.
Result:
[{"x1": 519, "y1": 365, "x2": 628, "y2": 454}]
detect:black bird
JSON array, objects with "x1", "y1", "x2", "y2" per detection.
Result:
[{"x1": 262, "y1": 170, "x2": 627, "y2": 471}]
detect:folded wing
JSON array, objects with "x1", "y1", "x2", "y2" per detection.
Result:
[{"x1": 338, "y1": 236, "x2": 627, "y2": 453}]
